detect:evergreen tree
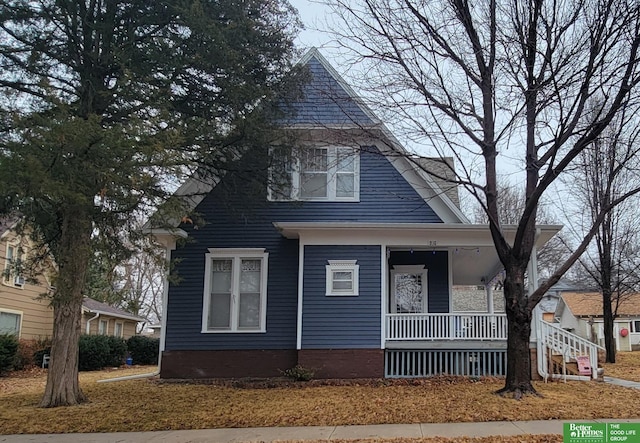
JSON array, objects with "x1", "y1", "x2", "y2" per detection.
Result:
[{"x1": 0, "y1": 0, "x2": 301, "y2": 407}]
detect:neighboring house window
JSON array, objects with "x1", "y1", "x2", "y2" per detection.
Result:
[
  {"x1": 632, "y1": 320, "x2": 640, "y2": 333},
  {"x1": 0, "y1": 309, "x2": 22, "y2": 336},
  {"x1": 98, "y1": 319, "x2": 108, "y2": 335},
  {"x1": 3, "y1": 243, "x2": 25, "y2": 288},
  {"x1": 325, "y1": 260, "x2": 359, "y2": 296},
  {"x1": 202, "y1": 248, "x2": 268, "y2": 333},
  {"x1": 269, "y1": 146, "x2": 359, "y2": 201},
  {"x1": 114, "y1": 322, "x2": 124, "y2": 338}
]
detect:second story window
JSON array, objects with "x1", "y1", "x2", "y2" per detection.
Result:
[
  {"x1": 269, "y1": 146, "x2": 359, "y2": 201},
  {"x1": 3, "y1": 243, "x2": 25, "y2": 288}
]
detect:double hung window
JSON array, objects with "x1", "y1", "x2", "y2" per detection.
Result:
[
  {"x1": 114, "y1": 322, "x2": 124, "y2": 338},
  {"x1": 0, "y1": 310, "x2": 21, "y2": 336},
  {"x1": 3, "y1": 243, "x2": 24, "y2": 287},
  {"x1": 98, "y1": 319, "x2": 108, "y2": 335},
  {"x1": 325, "y1": 260, "x2": 359, "y2": 296},
  {"x1": 203, "y1": 248, "x2": 268, "y2": 333},
  {"x1": 269, "y1": 146, "x2": 359, "y2": 201}
]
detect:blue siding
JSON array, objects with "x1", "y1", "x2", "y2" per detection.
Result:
[
  {"x1": 270, "y1": 147, "x2": 442, "y2": 223},
  {"x1": 302, "y1": 245, "x2": 381, "y2": 349},
  {"x1": 389, "y1": 251, "x2": 449, "y2": 313},
  {"x1": 285, "y1": 56, "x2": 374, "y2": 126},
  {"x1": 165, "y1": 151, "x2": 442, "y2": 351}
]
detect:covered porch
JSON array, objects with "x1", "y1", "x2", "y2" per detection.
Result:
[{"x1": 274, "y1": 221, "x2": 560, "y2": 348}]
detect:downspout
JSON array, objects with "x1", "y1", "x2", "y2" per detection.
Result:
[
  {"x1": 85, "y1": 312, "x2": 100, "y2": 334},
  {"x1": 99, "y1": 242, "x2": 173, "y2": 383}
]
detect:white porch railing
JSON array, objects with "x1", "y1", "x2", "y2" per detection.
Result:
[
  {"x1": 537, "y1": 318, "x2": 604, "y2": 380},
  {"x1": 385, "y1": 313, "x2": 508, "y2": 341}
]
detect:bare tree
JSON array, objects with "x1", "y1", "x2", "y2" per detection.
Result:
[
  {"x1": 472, "y1": 181, "x2": 569, "y2": 279},
  {"x1": 328, "y1": 0, "x2": 640, "y2": 397},
  {"x1": 566, "y1": 111, "x2": 640, "y2": 362}
]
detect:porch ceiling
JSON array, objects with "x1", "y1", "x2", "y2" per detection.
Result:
[{"x1": 273, "y1": 222, "x2": 562, "y2": 286}]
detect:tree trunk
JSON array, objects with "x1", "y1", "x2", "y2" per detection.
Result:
[
  {"x1": 602, "y1": 289, "x2": 616, "y2": 363},
  {"x1": 496, "y1": 266, "x2": 539, "y2": 399},
  {"x1": 40, "y1": 208, "x2": 92, "y2": 408}
]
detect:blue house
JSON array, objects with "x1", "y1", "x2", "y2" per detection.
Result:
[{"x1": 150, "y1": 49, "x2": 566, "y2": 380}]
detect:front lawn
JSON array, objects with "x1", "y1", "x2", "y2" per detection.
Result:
[
  {"x1": 601, "y1": 351, "x2": 640, "y2": 382},
  {"x1": 0, "y1": 366, "x2": 639, "y2": 435}
]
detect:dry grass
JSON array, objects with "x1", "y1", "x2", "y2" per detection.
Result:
[
  {"x1": 285, "y1": 438, "x2": 561, "y2": 443},
  {"x1": 1, "y1": 365, "x2": 639, "y2": 436},
  {"x1": 602, "y1": 351, "x2": 640, "y2": 382}
]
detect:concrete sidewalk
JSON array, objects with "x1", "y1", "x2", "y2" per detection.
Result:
[{"x1": 2, "y1": 419, "x2": 640, "y2": 443}]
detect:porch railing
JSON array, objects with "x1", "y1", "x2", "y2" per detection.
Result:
[
  {"x1": 385, "y1": 313, "x2": 508, "y2": 341},
  {"x1": 536, "y1": 317, "x2": 604, "y2": 380}
]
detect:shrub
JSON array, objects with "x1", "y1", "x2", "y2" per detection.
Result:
[
  {"x1": 78, "y1": 335, "x2": 127, "y2": 371},
  {"x1": 14, "y1": 339, "x2": 36, "y2": 370},
  {"x1": 126, "y1": 335, "x2": 159, "y2": 365},
  {"x1": 281, "y1": 364, "x2": 314, "y2": 381},
  {"x1": 0, "y1": 334, "x2": 19, "y2": 374},
  {"x1": 104, "y1": 336, "x2": 127, "y2": 367}
]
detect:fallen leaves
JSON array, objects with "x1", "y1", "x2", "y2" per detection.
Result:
[
  {"x1": 0, "y1": 367, "x2": 639, "y2": 435},
  {"x1": 602, "y1": 351, "x2": 640, "y2": 382}
]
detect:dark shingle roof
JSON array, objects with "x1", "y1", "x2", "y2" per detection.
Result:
[
  {"x1": 82, "y1": 297, "x2": 146, "y2": 322},
  {"x1": 0, "y1": 215, "x2": 19, "y2": 238}
]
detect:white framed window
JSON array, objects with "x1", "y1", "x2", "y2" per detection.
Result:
[
  {"x1": 631, "y1": 320, "x2": 640, "y2": 333},
  {"x1": 3, "y1": 242, "x2": 25, "y2": 288},
  {"x1": 98, "y1": 319, "x2": 108, "y2": 335},
  {"x1": 202, "y1": 248, "x2": 268, "y2": 333},
  {"x1": 0, "y1": 309, "x2": 22, "y2": 336},
  {"x1": 268, "y1": 146, "x2": 359, "y2": 201},
  {"x1": 114, "y1": 322, "x2": 124, "y2": 338},
  {"x1": 325, "y1": 260, "x2": 359, "y2": 296}
]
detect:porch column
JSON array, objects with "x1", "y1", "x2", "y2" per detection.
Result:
[{"x1": 486, "y1": 284, "x2": 494, "y2": 314}]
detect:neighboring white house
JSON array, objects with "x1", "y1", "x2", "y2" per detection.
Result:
[{"x1": 554, "y1": 292, "x2": 640, "y2": 352}]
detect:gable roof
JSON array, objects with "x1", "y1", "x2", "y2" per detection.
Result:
[
  {"x1": 149, "y1": 48, "x2": 469, "y2": 232},
  {"x1": 82, "y1": 297, "x2": 146, "y2": 322},
  {"x1": 560, "y1": 292, "x2": 640, "y2": 317},
  {"x1": 285, "y1": 48, "x2": 378, "y2": 127},
  {"x1": 0, "y1": 215, "x2": 20, "y2": 239}
]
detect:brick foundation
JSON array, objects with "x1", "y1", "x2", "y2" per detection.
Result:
[
  {"x1": 297, "y1": 349, "x2": 384, "y2": 378},
  {"x1": 530, "y1": 347, "x2": 541, "y2": 380},
  {"x1": 160, "y1": 350, "x2": 298, "y2": 379}
]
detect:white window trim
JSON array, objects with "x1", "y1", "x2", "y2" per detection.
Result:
[
  {"x1": 98, "y1": 319, "x2": 109, "y2": 335},
  {"x1": 268, "y1": 146, "x2": 360, "y2": 202},
  {"x1": 202, "y1": 248, "x2": 268, "y2": 333},
  {"x1": 3, "y1": 242, "x2": 25, "y2": 289},
  {"x1": 114, "y1": 321, "x2": 124, "y2": 338},
  {"x1": 0, "y1": 308, "x2": 23, "y2": 337},
  {"x1": 325, "y1": 260, "x2": 359, "y2": 296}
]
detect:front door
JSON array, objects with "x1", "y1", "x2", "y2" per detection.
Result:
[{"x1": 390, "y1": 265, "x2": 428, "y2": 313}]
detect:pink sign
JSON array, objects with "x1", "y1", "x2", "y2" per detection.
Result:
[{"x1": 576, "y1": 356, "x2": 591, "y2": 375}]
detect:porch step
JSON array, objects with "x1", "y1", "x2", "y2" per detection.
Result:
[
  {"x1": 549, "y1": 354, "x2": 604, "y2": 380},
  {"x1": 550, "y1": 355, "x2": 581, "y2": 376}
]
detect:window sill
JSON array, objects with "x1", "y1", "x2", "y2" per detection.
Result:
[{"x1": 200, "y1": 328, "x2": 267, "y2": 334}]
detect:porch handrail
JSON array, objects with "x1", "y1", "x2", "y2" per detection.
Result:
[
  {"x1": 386, "y1": 313, "x2": 507, "y2": 341},
  {"x1": 537, "y1": 318, "x2": 604, "y2": 380}
]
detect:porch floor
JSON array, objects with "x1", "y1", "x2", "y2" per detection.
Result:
[{"x1": 386, "y1": 340, "x2": 508, "y2": 350}]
